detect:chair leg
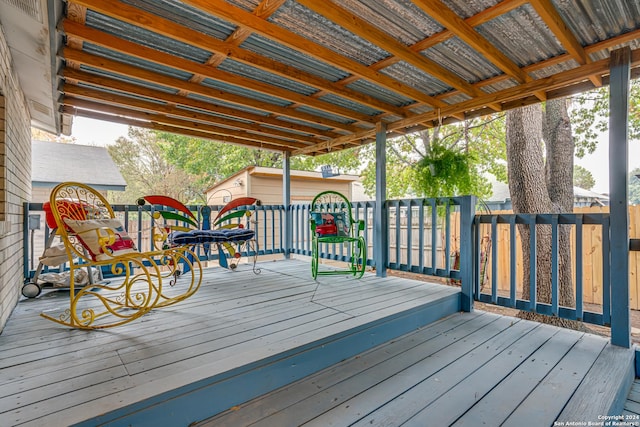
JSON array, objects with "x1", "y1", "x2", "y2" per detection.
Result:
[
  {"x1": 311, "y1": 238, "x2": 319, "y2": 279},
  {"x1": 353, "y1": 237, "x2": 366, "y2": 278}
]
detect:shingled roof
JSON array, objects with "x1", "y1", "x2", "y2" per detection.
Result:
[{"x1": 31, "y1": 141, "x2": 126, "y2": 191}]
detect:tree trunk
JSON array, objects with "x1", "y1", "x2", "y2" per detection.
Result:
[{"x1": 506, "y1": 99, "x2": 579, "y2": 328}]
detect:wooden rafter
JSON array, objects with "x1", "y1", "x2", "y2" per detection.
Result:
[
  {"x1": 294, "y1": 48, "x2": 640, "y2": 156},
  {"x1": 57, "y1": 0, "x2": 640, "y2": 156},
  {"x1": 61, "y1": 106, "x2": 292, "y2": 152},
  {"x1": 67, "y1": 0, "x2": 410, "y2": 119},
  {"x1": 62, "y1": 86, "x2": 316, "y2": 148},
  {"x1": 176, "y1": 0, "x2": 447, "y2": 110},
  {"x1": 62, "y1": 93, "x2": 311, "y2": 149},
  {"x1": 60, "y1": 20, "x2": 379, "y2": 125},
  {"x1": 63, "y1": 68, "x2": 340, "y2": 140},
  {"x1": 413, "y1": 0, "x2": 528, "y2": 84},
  {"x1": 61, "y1": 47, "x2": 367, "y2": 134},
  {"x1": 436, "y1": 27, "x2": 640, "y2": 104},
  {"x1": 529, "y1": 0, "x2": 602, "y2": 87},
  {"x1": 297, "y1": 0, "x2": 483, "y2": 98}
]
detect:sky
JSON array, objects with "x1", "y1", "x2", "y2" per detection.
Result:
[
  {"x1": 574, "y1": 130, "x2": 640, "y2": 194},
  {"x1": 70, "y1": 116, "x2": 129, "y2": 147},
  {"x1": 70, "y1": 116, "x2": 639, "y2": 195}
]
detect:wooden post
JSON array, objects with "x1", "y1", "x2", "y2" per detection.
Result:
[
  {"x1": 283, "y1": 150, "x2": 292, "y2": 259},
  {"x1": 609, "y1": 47, "x2": 631, "y2": 348},
  {"x1": 374, "y1": 122, "x2": 388, "y2": 277},
  {"x1": 460, "y1": 195, "x2": 476, "y2": 312}
]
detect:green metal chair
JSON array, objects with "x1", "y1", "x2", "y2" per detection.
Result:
[{"x1": 310, "y1": 190, "x2": 366, "y2": 279}]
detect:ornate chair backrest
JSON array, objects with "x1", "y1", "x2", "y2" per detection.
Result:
[
  {"x1": 310, "y1": 191, "x2": 355, "y2": 238},
  {"x1": 49, "y1": 182, "x2": 118, "y2": 261}
]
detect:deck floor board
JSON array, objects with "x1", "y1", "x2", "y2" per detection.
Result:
[
  {"x1": 205, "y1": 310, "x2": 632, "y2": 427},
  {"x1": 0, "y1": 259, "x2": 460, "y2": 426}
]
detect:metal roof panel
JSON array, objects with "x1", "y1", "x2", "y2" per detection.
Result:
[
  {"x1": 121, "y1": 0, "x2": 237, "y2": 39},
  {"x1": 217, "y1": 58, "x2": 318, "y2": 96},
  {"x1": 200, "y1": 78, "x2": 293, "y2": 107},
  {"x1": 268, "y1": 0, "x2": 390, "y2": 66},
  {"x1": 240, "y1": 34, "x2": 349, "y2": 82},
  {"x1": 475, "y1": 4, "x2": 565, "y2": 67},
  {"x1": 85, "y1": 10, "x2": 212, "y2": 64},
  {"x1": 82, "y1": 42, "x2": 194, "y2": 80}
]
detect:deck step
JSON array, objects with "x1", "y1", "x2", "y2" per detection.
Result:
[
  {"x1": 558, "y1": 342, "x2": 635, "y2": 423},
  {"x1": 196, "y1": 312, "x2": 632, "y2": 427},
  {"x1": 71, "y1": 284, "x2": 460, "y2": 426}
]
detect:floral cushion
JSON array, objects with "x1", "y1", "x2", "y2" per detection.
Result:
[
  {"x1": 310, "y1": 211, "x2": 349, "y2": 237},
  {"x1": 64, "y1": 218, "x2": 137, "y2": 261}
]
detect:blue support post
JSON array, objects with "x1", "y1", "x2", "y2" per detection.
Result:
[
  {"x1": 283, "y1": 151, "x2": 292, "y2": 259},
  {"x1": 374, "y1": 122, "x2": 388, "y2": 277},
  {"x1": 609, "y1": 47, "x2": 631, "y2": 348},
  {"x1": 459, "y1": 195, "x2": 477, "y2": 312}
]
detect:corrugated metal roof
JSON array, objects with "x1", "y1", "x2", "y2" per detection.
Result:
[
  {"x1": 122, "y1": 0, "x2": 238, "y2": 39},
  {"x1": 240, "y1": 34, "x2": 350, "y2": 83},
  {"x1": 86, "y1": 11, "x2": 212, "y2": 64},
  {"x1": 477, "y1": 4, "x2": 565, "y2": 67},
  {"x1": 217, "y1": 58, "x2": 319, "y2": 97},
  {"x1": 82, "y1": 43, "x2": 194, "y2": 80},
  {"x1": 51, "y1": 0, "x2": 640, "y2": 155},
  {"x1": 269, "y1": 0, "x2": 391, "y2": 66}
]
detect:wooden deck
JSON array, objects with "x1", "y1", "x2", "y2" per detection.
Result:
[
  {"x1": 0, "y1": 259, "x2": 460, "y2": 426},
  {"x1": 200, "y1": 311, "x2": 635, "y2": 427}
]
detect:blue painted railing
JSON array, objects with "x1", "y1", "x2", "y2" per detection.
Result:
[
  {"x1": 23, "y1": 199, "x2": 616, "y2": 333},
  {"x1": 474, "y1": 213, "x2": 611, "y2": 327},
  {"x1": 289, "y1": 200, "x2": 376, "y2": 265},
  {"x1": 385, "y1": 197, "x2": 464, "y2": 280},
  {"x1": 22, "y1": 202, "x2": 287, "y2": 280}
]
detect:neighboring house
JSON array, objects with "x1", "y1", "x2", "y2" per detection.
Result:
[
  {"x1": 483, "y1": 177, "x2": 609, "y2": 211},
  {"x1": 31, "y1": 141, "x2": 126, "y2": 203},
  {"x1": 205, "y1": 166, "x2": 369, "y2": 206}
]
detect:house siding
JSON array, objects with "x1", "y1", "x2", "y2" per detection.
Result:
[
  {"x1": 247, "y1": 176, "x2": 354, "y2": 205},
  {"x1": 0, "y1": 24, "x2": 32, "y2": 331}
]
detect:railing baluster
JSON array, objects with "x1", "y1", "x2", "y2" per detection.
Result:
[
  {"x1": 395, "y1": 201, "x2": 401, "y2": 269},
  {"x1": 509, "y1": 215, "x2": 516, "y2": 308},
  {"x1": 529, "y1": 215, "x2": 537, "y2": 312},
  {"x1": 445, "y1": 201, "x2": 451, "y2": 275},
  {"x1": 431, "y1": 198, "x2": 437, "y2": 274},
  {"x1": 407, "y1": 200, "x2": 413, "y2": 272},
  {"x1": 419, "y1": 200, "x2": 425, "y2": 273},
  {"x1": 602, "y1": 215, "x2": 611, "y2": 326},
  {"x1": 551, "y1": 214, "x2": 559, "y2": 316},
  {"x1": 474, "y1": 216, "x2": 481, "y2": 299},
  {"x1": 575, "y1": 214, "x2": 583, "y2": 321},
  {"x1": 491, "y1": 215, "x2": 498, "y2": 304}
]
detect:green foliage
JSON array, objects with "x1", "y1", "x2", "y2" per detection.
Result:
[
  {"x1": 573, "y1": 165, "x2": 596, "y2": 190},
  {"x1": 360, "y1": 116, "x2": 505, "y2": 199},
  {"x1": 157, "y1": 132, "x2": 281, "y2": 190},
  {"x1": 157, "y1": 131, "x2": 364, "y2": 179},
  {"x1": 107, "y1": 128, "x2": 202, "y2": 204},
  {"x1": 416, "y1": 142, "x2": 478, "y2": 197},
  {"x1": 630, "y1": 167, "x2": 640, "y2": 205},
  {"x1": 571, "y1": 79, "x2": 640, "y2": 158}
]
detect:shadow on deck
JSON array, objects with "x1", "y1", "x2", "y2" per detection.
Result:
[{"x1": 0, "y1": 259, "x2": 634, "y2": 426}]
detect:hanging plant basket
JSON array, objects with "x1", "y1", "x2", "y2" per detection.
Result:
[{"x1": 416, "y1": 143, "x2": 475, "y2": 197}]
